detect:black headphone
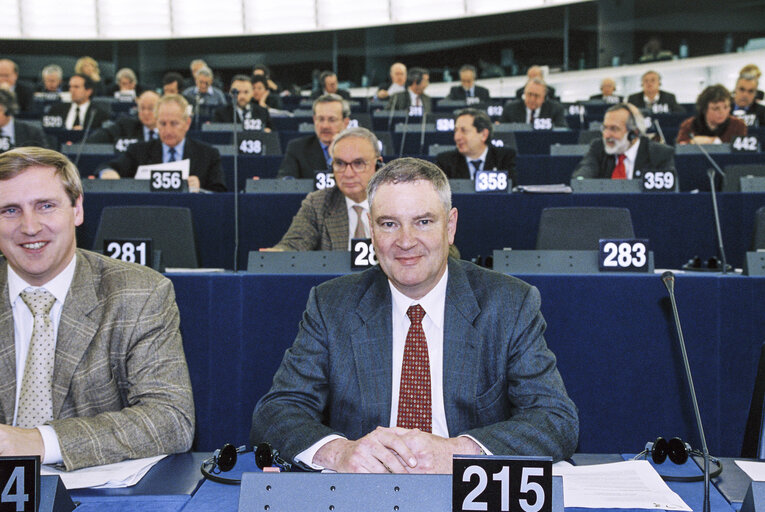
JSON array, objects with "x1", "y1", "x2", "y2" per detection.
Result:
[
  {"x1": 611, "y1": 103, "x2": 641, "y2": 142},
  {"x1": 200, "y1": 442, "x2": 292, "y2": 485},
  {"x1": 682, "y1": 255, "x2": 728, "y2": 272},
  {"x1": 376, "y1": 158, "x2": 384, "y2": 170},
  {"x1": 633, "y1": 437, "x2": 723, "y2": 482},
  {"x1": 0, "y1": 89, "x2": 19, "y2": 117}
]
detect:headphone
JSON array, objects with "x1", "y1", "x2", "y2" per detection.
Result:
[
  {"x1": 200, "y1": 442, "x2": 292, "y2": 485},
  {"x1": 682, "y1": 255, "x2": 728, "y2": 272},
  {"x1": 0, "y1": 89, "x2": 19, "y2": 117},
  {"x1": 633, "y1": 437, "x2": 723, "y2": 482},
  {"x1": 376, "y1": 158, "x2": 384, "y2": 170},
  {"x1": 611, "y1": 103, "x2": 641, "y2": 142}
]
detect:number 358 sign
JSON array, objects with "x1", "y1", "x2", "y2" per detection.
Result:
[{"x1": 453, "y1": 456, "x2": 551, "y2": 512}]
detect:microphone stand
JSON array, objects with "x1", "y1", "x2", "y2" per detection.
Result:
[
  {"x1": 74, "y1": 105, "x2": 96, "y2": 169},
  {"x1": 418, "y1": 109, "x2": 428, "y2": 155},
  {"x1": 662, "y1": 272, "x2": 713, "y2": 512},
  {"x1": 230, "y1": 90, "x2": 240, "y2": 272},
  {"x1": 693, "y1": 140, "x2": 730, "y2": 274},
  {"x1": 398, "y1": 103, "x2": 411, "y2": 159}
]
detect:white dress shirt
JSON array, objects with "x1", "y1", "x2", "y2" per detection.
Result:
[
  {"x1": 9, "y1": 254, "x2": 77, "y2": 465},
  {"x1": 65, "y1": 101, "x2": 90, "y2": 130},
  {"x1": 344, "y1": 197, "x2": 370, "y2": 249},
  {"x1": 622, "y1": 137, "x2": 641, "y2": 179},
  {"x1": 463, "y1": 146, "x2": 489, "y2": 179},
  {"x1": 1, "y1": 117, "x2": 15, "y2": 144}
]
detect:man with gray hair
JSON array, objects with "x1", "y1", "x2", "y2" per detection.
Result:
[
  {"x1": 182, "y1": 66, "x2": 227, "y2": 107},
  {"x1": 38, "y1": 64, "x2": 63, "y2": 93},
  {"x1": 501, "y1": 77, "x2": 567, "y2": 128},
  {"x1": 277, "y1": 93, "x2": 350, "y2": 179},
  {"x1": 252, "y1": 157, "x2": 579, "y2": 473},
  {"x1": 266, "y1": 127, "x2": 381, "y2": 251}
]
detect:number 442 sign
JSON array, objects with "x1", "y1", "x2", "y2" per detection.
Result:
[{"x1": 453, "y1": 456, "x2": 552, "y2": 512}]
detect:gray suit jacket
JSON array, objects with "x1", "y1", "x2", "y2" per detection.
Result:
[
  {"x1": 0, "y1": 250, "x2": 194, "y2": 470},
  {"x1": 274, "y1": 187, "x2": 349, "y2": 251},
  {"x1": 251, "y1": 259, "x2": 579, "y2": 463}
]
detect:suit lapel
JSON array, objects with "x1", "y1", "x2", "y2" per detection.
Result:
[
  {"x1": 149, "y1": 140, "x2": 163, "y2": 164},
  {"x1": 52, "y1": 252, "x2": 101, "y2": 418},
  {"x1": 634, "y1": 137, "x2": 650, "y2": 171},
  {"x1": 352, "y1": 270, "x2": 393, "y2": 431},
  {"x1": 0, "y1": 265, "x2": 17, "y2": 422},
  {"x1": 326, "y1": 189, "x2": 350, "y2": 250}
]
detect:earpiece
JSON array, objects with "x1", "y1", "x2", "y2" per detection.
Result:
[
  {"x1": 200, "y1": 443, "x2": 247, "y2": 485},
  {"x1": 633, "y1": 437, "x2": 723, "y2": 482}
]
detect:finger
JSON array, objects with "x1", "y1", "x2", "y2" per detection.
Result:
[{"x1": 372, "y1": 429, "x2": 419, "y2": 469}]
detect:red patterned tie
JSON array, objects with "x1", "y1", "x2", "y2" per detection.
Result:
[
  {"x1": 611, "y1": 154, "x2": 626, "y2": 179},
  {"x1": 396, "y1": 305, "x2": 432, "y2": 432}
]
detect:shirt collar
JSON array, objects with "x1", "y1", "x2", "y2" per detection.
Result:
[
  {"x1": 8, "y1": 252, "x2": 77, "y2": 306},
  {"x1": 624, "y1": 137, "x2": 640, "y2": 163},
  {"x1": 388, "y1": 266, "x2": 448, "y2": 331},
  {"x1": 0, "y1": 117, "x2": 14, "y2": 138},
  {"x1": 344, "y1": 196, "x2": 369, "y2": 212},
  {"x1": 163, "y1": 139, "x2": 186, "y2": 159}
]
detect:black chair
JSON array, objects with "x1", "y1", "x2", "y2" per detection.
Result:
[
  {"x1": 752, "y1": 207, "x2": 765, "y2": 250},
  {"x1": 723, "y1": 164, "x2": 765, "y2": 192},
  {"x1": 93, "y1": 206, "x2": 199, "y2": 269},
  {"x1": 535, "y1": 207, "x2": 635, "y2": 250},
  {"x1": 742, "y1": 342, "x2": 765, "y2": 459}
]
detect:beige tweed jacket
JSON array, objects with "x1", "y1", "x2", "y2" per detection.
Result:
[{"x1": 274, "y1": 187, "x2": 350, "y2": 251}]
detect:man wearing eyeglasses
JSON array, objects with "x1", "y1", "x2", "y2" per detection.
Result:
[
  {"x1": 266, "y1": 127, "x2": 381, "y2": 251},
  {"x1": 731, "y1": 74, "x2": 765, "y2": 127},
  {"x1": 277, "y1": 94, "x2": 350, "y2": 179}
]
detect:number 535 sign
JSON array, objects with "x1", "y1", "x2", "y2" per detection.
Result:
[{"x1": 453, "y1": 456, "x2": 552, "y2": 512}]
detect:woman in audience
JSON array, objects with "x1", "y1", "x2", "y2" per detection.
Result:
[
  {"x1": 739, "y1": 64, "x2": 763, "y2": 101},
  {"x1": 75, "y1": 56, "x2": 106, "y2": 96},
  {"x1": 676, "y1": 84, "x2": 747, "y2": 145}
]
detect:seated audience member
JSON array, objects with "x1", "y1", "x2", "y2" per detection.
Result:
[
  {"x1": 214, "y1": 75, "x2": 272, "y2": 131},
  {"x1": 0, "y1": 146, "x2": 194, "y2": 470},
  {"x1": 0, "y1": 59, "x2": 34, "y2": 113},
  {"x1": 502, "y1": 78, "x2": 567, "y2": 128},
  {"x1": 447, "y1": 65, "x2": 490, "y2": 102},
  {"x1": 0, "y1": 90, "x2": 49, "y2": 149},
  {"x1": 277, "y1": 94, "x2": 350, "y2": 179},
  {"x1": 162, "y1": 72, "x2": 185, "y2": 96},
  {"x1": 572, "y1": 103, "x2": 675, "y2": 180},
  {"x1": 46, "y1": 74, "x2": 110, "y2": 131},
  {"x1": 110, "y1": 67, "x2": 144, "y2": 99},
  {"x1": 589, "y1": 78, "x2": 623, "y2": 104},
  {"x1": 515, "y1": 65, "x2": 557, "y2": 100},
  {"x1": 74, "y1": 56, "x2": 105, "y2": 97},
  {"x1": 99, "y1": 94, "x2": 226, "y2": 192},
  {"x1": 251, "y1": 157, "x2": 579, "y2": 472},
  {"x1": 267, "y1": 127, "x2": 381, "y2": 251},
  {"x1": 435, "y1": 108, "x2": 515, "y2": 181},
  {"x1": 676, "y1": 84, "x2": 747, "y2": 145},
  {"x1": 187, "y1": 59, "x2": 223, "y2": 90},
  {"x1": 739, "y1": 64, "x2": 763, "y2": 101},
  {"x1": 731, "y1": 74, "x2": 765, "y2": 127},
  {"x1": 252, "y1": 76, "x2": 279, "y2": 110},
  {"x1": 252, "y1": 65, "x2": 282, "y2": 109},
  {"x1": 639, "y1": 36, "x2": 674, "y2": 63},
  {"x1": 311, "y1": 71, "x2": 351, "y2": 100},
  {"x1": 627, "y1": 70, "x2": 684, "y2": 113},
  {"x1": 88, "y1": 91, "x2": 159, "y2": 146},
  {"x1": 386, "y1": 67, "x2": 432, "y2": 113},
  {"x1": 37, "y1": 64, "x2": 64, "y2": 93},
  {"x1": 376, "y1": 62, "x2": 407, "y2": 100},
  {"x1": 182, "y1": 67, "x2": 227, "y2": 108}
]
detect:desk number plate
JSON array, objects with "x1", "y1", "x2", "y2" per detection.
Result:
[
  {"x1": 475, "y1": 170, "x2": 510, "y2": 193},
  {"x1": 0, "y1": 456, "x2": 39, "y2": 512},
  {"x1": 599, "y1": 239, "x2": 649, "y2": 272},
  {"x1": 150, "y1": 170, "x2": 183, "y2": 192},
  {"x1": 453, "y1": 456, "x2": 551, "y2": 512},
  {"x1": 314, "y1": 171, "x2": 335, "y2": 190},
  {"x1": 351, "y1": 239, "x2": 376, "y2": 270},
  {"x1": 641, "y1": 170, "x2": 675, "y2": 191},
  {"x1": 104, "y1": 239, "x2": 152, "y2": 267}
]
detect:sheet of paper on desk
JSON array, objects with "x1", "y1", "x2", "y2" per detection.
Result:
[
  {"x1": 135, "y1": 159, "x2": 190, "y2": 179},
  {"x1": 555, "y1": 460, "x2": 691, "y2": 510},
  {"x1": 735, "y1": 460, "x2": 765, "y2": 481},
  {"x1": 41, "y1": 454, "x2": 166, "y2": 489}
]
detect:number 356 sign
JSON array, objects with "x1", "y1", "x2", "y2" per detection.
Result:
[{"x1": 453, "y1": 456, "x2": 552, "y2": 512}]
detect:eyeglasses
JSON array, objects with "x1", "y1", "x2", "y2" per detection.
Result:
[{"x1": 332, "y1": 159, "x2": 370, "y2": 173}]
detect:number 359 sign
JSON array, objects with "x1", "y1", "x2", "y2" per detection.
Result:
[{"x1": 453, "y1": 456, "x2": 552, "y2": 512}]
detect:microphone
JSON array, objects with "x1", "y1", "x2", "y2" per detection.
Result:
[
  {"x1": 661, "y1": 271, "x2": 713, "y2": 512},
  {"x1": 73, "y1": 105, "x2": 97, "y2": 169},
  {"x1": 230, "y1": 88, "x2": 240, "y2": 271},
  {"x1": 194, "y1": 93, "x2": 203, "y2": 131},
  {"x1": 398, "y1": 103, "x2": 411, "y2": 159},
  {"x1": 653, "y1": 118, "x2": 666, "y2": 144},
  {"x1": 418, "y1": 109, "x2": 428, "y2": 155},
  {"x1": 686, "y1": 135, "x2": 729, "y2": 274},
  {"x1": 387, "y1": 92, "x2": 398, "y2": 132}
]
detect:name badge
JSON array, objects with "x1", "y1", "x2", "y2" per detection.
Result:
[
  {"x1": 314, "y1": 171, "x2": 335, "y2": 190},
  {"x1": 104, "y1": 239, "x2": 152, "y2": 267},
  {"x1": 41, "y1": 115, "x2": 63, "y2": 129},
  {"x1": 347, "y1": 119, "x2": 360, "y2": 128},
  {"x1": 651, "y1": 103, "x2": 670, "y2": 114},
  {"x1": 351, "y1": 239, "x2": 377, "y2": 270},
  {"x1": 408, "y1": 105, "x2": 423, "y2": 117},
  {"x1": 150, "y1": 170, "x2": 183, "y2": 192},
  {"x1": 599, "y1": 239, "x2": 649, "y2": 272},
  {"x1": 487, "y1": 105, "x2": 503, "y2": 117},
  {"x1": 0, "y1": 456, "x2": 39, "y2": 512},
  {"x1": 532, "y1": 118, "x2": 552, "y2": 130},
  {"x1": 732, "y1": 135, "x2": 760, "y2": 152},
  {"x1": 436, "y1": 118, "x2": 455, "y2": 132},
  {"x1": 490, "y1": 139, "x2": 505, "y2": 148},
  {"x1": 453, "y1": 456, "x2": 552, "y2": 512},
  {"x1": 568, "y1": 104, "x2": 585, "y2": 116},
  {"x1": 641, "y1": 170, "x2": 676, "y2": 191},
  {"x1": 243, "y1": 118, "x2": 263, "y2": 131},
  {"x1": 239, "y1": 138, "x2": 264, "y2": 155},
  {"x1": 475, "y1": 170, "x2": 510, "y2": 193},
  {"x1": 114, "y1": 138, "x2": 138, "y2": 152},
  {"x1": 0, "y1": 136, "x2": 12, "y2": 153},
  {"x1": 466, "y1": 96, "x2": 481, "y2": 105}
]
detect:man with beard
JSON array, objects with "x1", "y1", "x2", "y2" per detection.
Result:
[{"x1": 572, "y1": 103, "x2": 675, "y2": 180}]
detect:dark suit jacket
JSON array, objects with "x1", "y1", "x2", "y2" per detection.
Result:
[
  {"x1": 501, "y1": 99, "x2": 568, "y2": 128},
  {"x1": 10, "y1": 119, "x2": 49, "y2": 148},
  {"x1": 386, "y1": 91, "x2": 433, "y2": 114},
  {"x1": 13, "y1": 81, "x2": 35, "y2": 113},
  {"x1": 626, "y1": 90, "x2": 685, "y2": 113},
  {"x1": 104, "y1": 138, "x2": 227, "y2": 192},
  {"x1": 447, "y1": 85, "x2": 490, "y2": 102},
  {"x1": 310, "y1": 89, "x2": 351, "y2": 100},
  {"x1": 47, "y1": 102, "x2": 110, "y2": 130},
  {"x1": 251, "y1": 258, "x2": 578, "y2": 463},
  {"x1": 87, "y1": 116, "x2": 150, "y2": 144},
  {"x1": 571, "y1": 136, "x2": 676, "y2": 179},
  {"x1": 435, "y1": 145, "x2": 517, "y2": 182},
  {"x1": 277, "y1": 134, "x2": 329, "y2": 179},
  {"x1": 213, "y1": 101, "x2": 272, "y2": 130},
  {"x1": 0, "y1": 250, "x2": 194, "y2": 470},
  {"x1": 274, "y1": 187, "x2": 350, "y2": 251}
]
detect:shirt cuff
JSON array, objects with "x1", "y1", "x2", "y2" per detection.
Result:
[
  {"x1": 459, "y1": 434, "x2": 492, "y2": 456},
  {"x1": 37, "y1": 425, "x2": 63, "y2": 465},
  {"x1": 294, "y1": 434, "x2": 345, "y2": 470}
]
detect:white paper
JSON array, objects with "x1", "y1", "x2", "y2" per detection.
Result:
[
  {"x1": 135, "y1": 159, "x2": 190, "y2": 179},
  {"x1": 558, "y1": 460, "x2": 691, "y2": 510},
  {"x1": 41, "y1": 454, "x2": 166, "y2": 489},
  {"x1": 735, "y1": 460, "x2": 765, "y2": 481}
]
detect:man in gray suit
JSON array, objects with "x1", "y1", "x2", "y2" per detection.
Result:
[
  {"x1": 0, "y1": 147, "x2": 194, "y2": 470},
  {"x1": 252, "y1": 158, "x2": 578, "y2": 473}
]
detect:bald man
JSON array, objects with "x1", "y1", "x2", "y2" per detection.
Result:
[
  {"x1": 515, "y1": 65, "x2": 557, "y2": 100},
  {"x1": 87, "y1": 91, "x2": 160, "y2": 149},
  {"x1": 377, "y1": 62, "x2": 407, "y2": 100},
  {"x1": 589, "y1": 78, "x2": 623, "y2": 104}
]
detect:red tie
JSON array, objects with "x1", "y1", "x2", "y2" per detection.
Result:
[
  {"x1": 611, "y1": 154, "x2": 626, "y2": 179},
  {"x1": 396, "y1": 305, "x2": 432, "y2": 432}
]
